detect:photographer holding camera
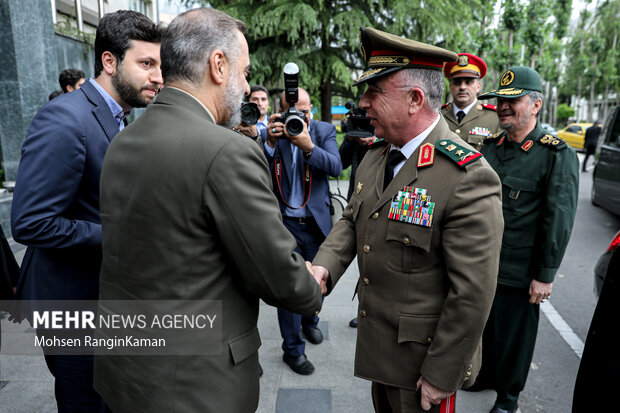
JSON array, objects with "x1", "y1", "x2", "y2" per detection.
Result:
[
  {"x1": 262, "y1": 65, "x2": 342, "y2": 375},
  {"x1": 234, "y1": 85, "x2": 271, "y2": 144}
]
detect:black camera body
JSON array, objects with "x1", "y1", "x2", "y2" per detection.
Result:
[
  {"x1": 340, "y1": 101, "x2": 374, "y2": 138},
  {"x1": 240, "y1": 102, "x2": 260, "y2": 126},
  {"x1": 276, "y1": 62, "x2": 306, "y2": 137}
]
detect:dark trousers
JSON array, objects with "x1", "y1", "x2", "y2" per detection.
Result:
[
  {"x1": 583, "y1": 144, "x2": 596, "y2": 171},
  {"x1": 278, "y1": 217, "x2": 325, "y2": 357},
  {"x1": 43, "y1": 353, "x2": 105, "y2": 413},
  {"x1": 477, "y1": 285, "x2": 539, "y2": 410}
]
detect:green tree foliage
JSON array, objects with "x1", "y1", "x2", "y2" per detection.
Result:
[
  {"x1": 182, "y1": 0, "x2": 481, "y2": 121},
  {"x1": 556, "y1": 103, "x2": 575, "y2": 125}
]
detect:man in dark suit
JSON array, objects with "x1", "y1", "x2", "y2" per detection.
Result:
[
  {"x1": 583, "y1": 120, "x2": 602, "y2": 171},
  {"x1": 262, "y1": 88, "x2": 342, "y2": 374},
  {"x1": 10, "y1": 10, "x2": 162, "y2": 412},
  {"x1": 94, "y1": 8, "x2": 323, "y2": 412}
]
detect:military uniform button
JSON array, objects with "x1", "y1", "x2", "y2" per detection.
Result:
[
  {"x1": 403, "y1": 237, "x2": 410, "y2": 245},
  {"x1": 360, "y1": 310, "x2": 367, "y2": 318},
  {"x1": 363, "y1": 245, "x2": 370, "y2": 253},
  {"x1": 314, "y1": 311, "x2": 319, "y2": 317},
  {"x1": 426, "y1": 337, "x2": 432, "y2": 344},
  {"x1": 362, "y1": 277, "x2": 370, "y2": 285},
  {"x1": 372, "y1": 212, "x2": 379, "y2": 220},
  {"x1": 455, "y1": 129, "x2": 461, "y2": 134}
]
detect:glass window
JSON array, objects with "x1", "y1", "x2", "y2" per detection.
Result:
[
  {"x1": 566, "y1": 126, "x2": 581, "y2": 133},
  {"x1": 128, "y1": 0, "x2": 148, "y2": 15},
  {"x1": 606, "y1": 108, "x2": 620, "y2": 148}
]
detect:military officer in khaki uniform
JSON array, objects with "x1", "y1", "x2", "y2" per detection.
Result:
[
  {"x1": 312, "y1": 27, "x2": 504, "y2": 413},
  {"x1": 473, "y1": 67, "x2": 579, "y2": 413},
  {"x1": 441, "y1": 53, "x2": 500, "y2": 151}
]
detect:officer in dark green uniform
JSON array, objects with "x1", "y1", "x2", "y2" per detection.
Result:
[
  {"x1": 474, "y1": 66, "x2": 579, "y2": 413},
  {"x1": 441, "y1": 53, "x2": 500, "y2": 151}
]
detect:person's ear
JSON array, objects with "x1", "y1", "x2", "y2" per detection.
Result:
[
  {"x1": 407, "y1": 87, "x2": 424, "y2": 115},
  {"x1": 101, "y1": 51, "x2": 117, "y2": 76},
  {"x1": 209, "y1": 50, "x2": 227, "y2": 86}
]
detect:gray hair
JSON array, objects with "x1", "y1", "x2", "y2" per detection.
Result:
[
  {"x1": 528, "y1": 91, "x2": 544, "y2": 104},
  {"x1": 399, "y1": 68, "x2": 444, "y2": 113},
  {"x1": 161, "y1": 8, "x2": 246, "y2": 85}
]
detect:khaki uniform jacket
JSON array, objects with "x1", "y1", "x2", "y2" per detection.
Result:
[
  {"x1": 94, "y1": 87, "x2": 322, "y2": 413},
  {"x1": 442, "y1": 100, "x2": 500, "y2": 151},
  {"x1": 313, "y1": 117, "x2": 503, "y2": 392}
]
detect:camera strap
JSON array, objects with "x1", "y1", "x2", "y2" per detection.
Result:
[{"x1": 273, "y1": 143, "x2": 312, "y2": 209}]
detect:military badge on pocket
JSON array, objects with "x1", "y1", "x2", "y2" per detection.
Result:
[{"x1": 388, "y1": 186, "x2": 435, "y2": 227}]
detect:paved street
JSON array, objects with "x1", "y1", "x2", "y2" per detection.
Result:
[{"x1": 1, "y1": 152, "x2": 619, "y2": 413}]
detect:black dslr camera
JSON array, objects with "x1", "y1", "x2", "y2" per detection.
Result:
[
  {"x1": 240, "y1": 102, "x2": 260, "y2": 125},
  {"x1": 340, "y1": 101, "x2": 374, "y2": 138},
  {"x1": 275, "y1": 62, "x2": 306, "y2": 136}
]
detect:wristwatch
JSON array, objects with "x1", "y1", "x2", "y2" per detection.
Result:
[{"x1": 303, "y1": 149, "x2": 313, "y2": 159}]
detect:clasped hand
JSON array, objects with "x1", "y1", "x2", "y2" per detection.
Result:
[{"x1": 305, "y1": 262, "x2": 328, "y2": 295}]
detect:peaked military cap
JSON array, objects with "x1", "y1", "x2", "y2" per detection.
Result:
[
  {"x1": 479, "y1": 66, "x2": 543, "y2": 99},
  {"x1": 443, "y1": 53, "x2": 487, "y2": 79},
  {"x1": 354, "y1": 27, "x2": 458, "y2": 86}
]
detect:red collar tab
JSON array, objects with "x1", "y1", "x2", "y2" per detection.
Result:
[{"x1": 417, "y1": 143, "x2": 435, "y2": 168}]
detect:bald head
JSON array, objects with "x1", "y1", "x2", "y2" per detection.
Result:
[{"x1": 281, "y1": 87, "x2": 312, "y2": 125}]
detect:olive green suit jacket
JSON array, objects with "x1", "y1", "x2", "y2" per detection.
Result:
[
  {"x1": 442, "y1": 100, "x2": 500, "y2": 151},
  {"x1": 94, "y1": 87, "x2": 322, "y2": 413},
  {"x1": 314, "y1": 117, "x2": 503, "y2": 393}
]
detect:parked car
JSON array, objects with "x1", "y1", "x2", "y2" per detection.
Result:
[
  {"x1": 591, "y1": 106, "x2": 620, "y2": 216},
  {"x1": 558, "y1": 122, "x2": 593, "y2": 151},
  {"x1": 540, "y1": 122, "x2": 558, "y2": 138},
  {"x1": 594, "y1": 230, "x2": 620, "y2": 297}
]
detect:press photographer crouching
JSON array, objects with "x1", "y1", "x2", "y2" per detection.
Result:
[{"x1": 262, "y1": 63, "x2": 342, "y2": 375}]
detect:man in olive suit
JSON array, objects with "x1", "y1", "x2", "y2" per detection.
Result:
[
  {"x1": 94, "y1": 8, "x2": 323, "y2": 413},
  {"x1": 312, "y1": 27, "x2": 503, "y2": 413}
]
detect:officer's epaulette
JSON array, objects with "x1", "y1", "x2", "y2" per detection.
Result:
[
  {"x1": 441, "y1": 103, "x2": 450, "y2": 109},
  {"x1": 481, "y1": 103, "x2": 496, "y2": 111},
  {"x1": 536, "y1": 134, "x2": 568, "y2": 150},
  {"x1": 483, "y1": 131, "x2": 505, "y2": 144},
  {"x1": 436, "y1": 139, "x2": 482, "y2": 167},
  {"x1": 368, "y1": 137, "x2": 387, "y2": 148}
]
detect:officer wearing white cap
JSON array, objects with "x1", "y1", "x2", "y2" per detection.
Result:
[{"x1": 312, "y1": 27, "x2": 504, "y2": 413}]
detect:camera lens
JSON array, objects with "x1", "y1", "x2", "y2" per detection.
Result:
[
  {"x1": 285, "y1": 116, "x2": 304, "y2": 136},
  {"x1": 240, "y1": 102, "x2": 260, "y2": 125}
]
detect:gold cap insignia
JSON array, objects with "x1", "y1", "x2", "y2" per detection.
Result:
[
  {"x1": 500, "y1": 70, "x2": 515, "y2": 86},
  {"x1": 458, "y1": 55, "x2": 469, "y2": 66}
]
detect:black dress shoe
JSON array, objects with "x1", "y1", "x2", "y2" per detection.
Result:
[
  {"x1": 349, "y1": 317, "x2": 358, "y2": 328},
  {"x1": 302, "y1": 327, "x2": 324, "y2": 344},
  {"x1": 489, "y1": 404, "x2": 518, "y2": 413},
  {"x1": 283, "y1": 354, "x2": 315, "y2": 375}
]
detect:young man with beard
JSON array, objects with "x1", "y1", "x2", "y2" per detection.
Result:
[
  {"x1": 473, "y1": 66, "x2": 579, "y2": 413},
  {"x1": 94, "y1": 8, "x2": 323, "y2": 412},
  {"x1": 11, "y1": 10, "x2": 162, "y2": 412}
]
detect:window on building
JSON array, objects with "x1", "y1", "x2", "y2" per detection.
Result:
[{"x1": 128, "y1": 0, "x2": 148, "y2": 16}]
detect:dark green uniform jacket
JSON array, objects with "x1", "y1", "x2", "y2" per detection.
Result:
[{"x1": 481, "y1": 123, "x2": 579, "y2": 288}]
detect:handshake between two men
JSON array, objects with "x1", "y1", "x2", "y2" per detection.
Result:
[{"x1": 305, "y1": 262, "x2": 329, "y2": 296}]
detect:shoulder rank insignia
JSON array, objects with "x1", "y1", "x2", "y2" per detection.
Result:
[
  {"x1": 483, "y1": 131, "x2": 505, "y2": 145},
  {"x1": 368, "y1": 138, "x2": 387, "y2": 148},
  {"x1": 441, "y1": 103, "x2": 451, "y2": 110},
  {"x1": 417, "y1": 143, "x2": 435, "y2": 168},
  {"x1": 437, "y1": 139, "x2": 482, "y2": 167},
  {"x1": 537, "y1": 134, "x2": 567, "y2": 150},
  {"x1": 521, "y1": 140, "x2": 534, "y2": 152},
  {"x1": 481, "y1": 103, "x2": 496, "y2": 111}
]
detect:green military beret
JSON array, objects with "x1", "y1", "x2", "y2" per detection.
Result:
[
  {"x1": 479, "y1": 66, "x2": 543, "y2": 99},
  {"x1": 354, "y1": 27, "x2": 458, "y2": 86}
]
